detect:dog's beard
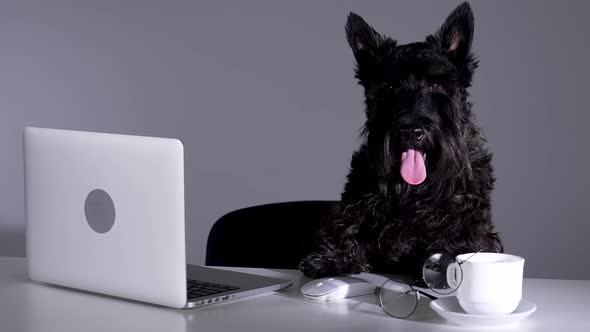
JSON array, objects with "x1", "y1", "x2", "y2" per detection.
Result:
[
  {"x1": 366, "y1": 125, "x2": 472, "y2": 189},
  {"x1": 366, "y1": 127, "x2": 395, "y2": 180},
  {"x1": 435, "y1": 131, "x2": 472, "y2": 182},
  {"x1": 366, "y1": 125, "x2": 433, "y2": 185},
  {"x1": 434, "y1": 100, "x2": 474, "y2": 183}
]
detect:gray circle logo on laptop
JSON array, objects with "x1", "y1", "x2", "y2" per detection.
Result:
[{"x1": 84, "y1": 189, "x2": 116, "y2": 234}]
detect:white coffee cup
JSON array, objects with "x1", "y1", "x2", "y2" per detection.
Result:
[{"x1": 447, "y1": 253, "x2": 524, "y2": 315}]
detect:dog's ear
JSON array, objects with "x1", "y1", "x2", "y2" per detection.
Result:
[
  {"x1": 431, "y1": 2, "x2": 474, "y2": 64},
  {"x1": 345, "y1": 12, "x2": 384, "y2": 61}
]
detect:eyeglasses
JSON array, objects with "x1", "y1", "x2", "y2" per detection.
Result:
[
  {"x1": 379, "y1": 278, "x2": 437, "y2": 319},
  {"x1": 379, "y1": 249, "x2": 482, "y2": 319}
]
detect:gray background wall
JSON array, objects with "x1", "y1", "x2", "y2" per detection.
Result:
[{"x1": 1, "y1": 0, "x2": 588, "y2": 279}]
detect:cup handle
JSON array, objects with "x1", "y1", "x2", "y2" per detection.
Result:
[{"x1": 446, "y1": 262, "x2": 461, "y2": 289}]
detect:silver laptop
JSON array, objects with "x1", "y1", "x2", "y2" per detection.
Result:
[{"x1": 24, "y1": 127, "x2": 292, "y2": 308}]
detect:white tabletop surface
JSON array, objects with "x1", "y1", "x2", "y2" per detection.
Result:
[{"x1": 1, "y1": 257, "x2": 589, "y2": 332}]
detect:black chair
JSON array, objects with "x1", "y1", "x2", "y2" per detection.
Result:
[{"x1": 206, "y1": 201, "x2": 338, "y2": 269}]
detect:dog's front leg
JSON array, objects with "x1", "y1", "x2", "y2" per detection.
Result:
[{"x1": 299, "y1": 223, "x2": 370, "y2": 278}]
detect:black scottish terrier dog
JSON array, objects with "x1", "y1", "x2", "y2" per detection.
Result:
[{"x1": 300, "y1": 2, "x2": 503, "y2": 279}]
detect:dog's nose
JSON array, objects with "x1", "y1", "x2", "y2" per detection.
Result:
[{"x1": 400, "y1": 128, "x2": 425, "y2": 143}]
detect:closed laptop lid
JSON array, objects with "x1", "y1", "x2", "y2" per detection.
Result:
[{"x1": 24, "y1": 127, "x2": 187, "y2": 308}]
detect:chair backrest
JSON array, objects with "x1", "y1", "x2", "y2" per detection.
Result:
[{"x1": 206, "y1": 201, "x2": 338, "y2": 269}]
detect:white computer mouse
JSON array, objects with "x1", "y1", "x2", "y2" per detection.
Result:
[{"x1": 300, "y1": 276, "x2": 376, "y2": 301}]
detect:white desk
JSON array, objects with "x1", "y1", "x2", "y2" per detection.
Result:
[{"x1": 1, "y1": 257, "x2": 588, "y2": 332}]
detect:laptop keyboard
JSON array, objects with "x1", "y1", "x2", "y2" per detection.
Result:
[{"x1": 186, "y1": 279, "x2": 240, "y2": 299}]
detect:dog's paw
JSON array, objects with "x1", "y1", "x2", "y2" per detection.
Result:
[
  {"x1": 300, "y1": 252, "x2": 371, "y2": 278},
  {"x1": 299, "y1": 253, "x2": 332, "y2": 279}
]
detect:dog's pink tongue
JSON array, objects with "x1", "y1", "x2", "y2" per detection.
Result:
[{"x1": 400, "y1": 149, "x2": 427, "y2": 185}]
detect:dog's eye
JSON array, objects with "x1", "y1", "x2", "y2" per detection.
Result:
[
  {"x1": 429, "y1": 83, "x2": 443, "y2": 93},
  {"x1": 387, "y1": 84, "x2": 400, "y2": 93}
]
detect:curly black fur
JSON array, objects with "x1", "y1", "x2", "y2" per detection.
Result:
[{"x1": 300, "y1": 2, "x2": 503, "y2": 279}]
